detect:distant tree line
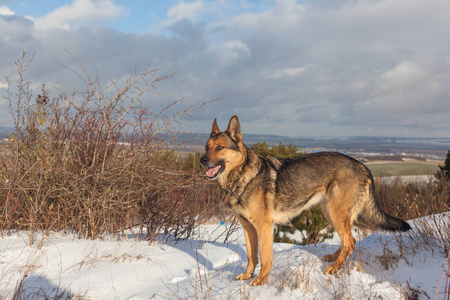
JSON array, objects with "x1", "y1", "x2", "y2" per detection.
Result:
[{"x1": 251, "y1": 141, "x2": 304, "y2": 158}]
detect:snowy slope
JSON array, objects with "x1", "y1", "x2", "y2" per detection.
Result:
[{"x1": 0, "y1": 214, "x2": 448, "y2": 299}]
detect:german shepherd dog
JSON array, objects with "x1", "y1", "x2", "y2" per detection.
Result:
[{"x1": 200, "y1": 116, "x2": 411, "y2": 286}]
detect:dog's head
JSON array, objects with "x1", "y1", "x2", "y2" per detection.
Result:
[{"x1": 200, "y1": 115, "x2": 245, "y2": 181}]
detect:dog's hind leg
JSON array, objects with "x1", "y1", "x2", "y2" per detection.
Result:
[
  {"x1": 323, "y1": 207, "x2": 355, "y2": 274},
  {"x1": 235, "y1": 216, "x2": 259, "y2": 281},
  {"x1": 319, "y1": 202, "x2": 341, "y2": 262},
  {"x1": 322, "y1": 186, "x2": 356, "y2": 274}
]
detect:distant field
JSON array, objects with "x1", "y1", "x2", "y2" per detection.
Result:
[{"x1": 366, "y1": 162, "x2": 441, "y2": 177}]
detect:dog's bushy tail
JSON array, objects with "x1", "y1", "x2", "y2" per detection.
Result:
[
  {"x1": 359, "y1": 193, "x2": 412, "y2": 232},
  {"x1": 378, "y1": 210, "x2": 412, "y2": 232}
]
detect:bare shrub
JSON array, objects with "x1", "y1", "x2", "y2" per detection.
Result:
[
  {"x1": 0, "y1": 51, "x2": 216, "y2": 242},
  {"x1": 374, "y1": 176, "x2": 449, "y2": 221},
  {"x1": 373, "y1": 174, "x2": 449, "y2": 255}
]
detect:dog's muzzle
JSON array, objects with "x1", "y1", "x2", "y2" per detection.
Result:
[{"x1": 200, "y1": 155, "x2": 224, "y2": 180}]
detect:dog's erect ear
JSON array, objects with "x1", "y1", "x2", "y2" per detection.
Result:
[
  {"x1": 211, "y1": 118, "x2": 220, "y2": 136},
  {"x1": 226, "y1": 115, "x2": 242, "y2": 142}
]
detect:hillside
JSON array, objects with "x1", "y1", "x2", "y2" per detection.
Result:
[{"x1": 1, "y1": 213, "x2": 448, "y2": 299}]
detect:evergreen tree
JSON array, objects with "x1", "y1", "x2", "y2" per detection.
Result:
[
  {"x1": 435, "y1": 150, "x2": 450, "y2": 205},
  {"x1": 251, "y1": 141, "x2": 270, "y2": 157},
  {"x1": 438, "y1": 150, "x2": 450, "y2": 179},
  {"x1": 251, "y1": 141, "x2": 302, "y2": 158}
]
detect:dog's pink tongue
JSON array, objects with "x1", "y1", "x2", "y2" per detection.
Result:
[{"x1": 206, "y1": 166, "x2": 220, "y2": 177}]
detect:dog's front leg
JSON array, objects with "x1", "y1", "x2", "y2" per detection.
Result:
[
  {"x1": 249, "y1": 221, "x2": 273, "y2": 286},
  {"x1": 235, "y1": 216, "x2": 258, "y2": 281}
]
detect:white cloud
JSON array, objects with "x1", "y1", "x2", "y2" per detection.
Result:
[
  {"x1": 377, "y1": 62, "x2": 427, "y2": 94},
  {"x1": 271, "y1": 67, "x2": 306, "y2": 79},
  {"x1": 224, "y1": 40, "x2": 250, "y2": 56},
  {"x1": 0, "y1": 5, "x2": 35, "y2": 23},
  {"x1": 166, "y1": 0, "x2": 203, "y2": 25},
  {"x1": 205, "y1": 40, "x2": 251, "y2": 68},
  {"x1": 357, "y1": 60, "x2": 450, "y2": 123},
  {"x1": 0, "y1": 5, "x2": 15, "y2": 16},
  {"x1": 34, "y1": 0, "x2": 125, "y2": 30}
]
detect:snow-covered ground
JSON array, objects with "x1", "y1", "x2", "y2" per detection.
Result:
[
  {"x1": 377, "y1": 175, "x2": 435, "y2": 186},
  {"x1": 0, "y1": 214, "x2": 449, "y2": 299}
]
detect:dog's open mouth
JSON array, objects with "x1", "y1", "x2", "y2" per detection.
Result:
[{"x1": 206, "y1": 163, "x2": 224, "y2": 180}]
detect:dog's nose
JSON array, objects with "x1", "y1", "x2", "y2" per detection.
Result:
[{"x1": 200, "y1": 155, "x2": 208, "y2": 167}]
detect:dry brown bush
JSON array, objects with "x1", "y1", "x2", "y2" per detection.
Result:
[
  {"x1": 374, "y1": 175, "x2": 450, "y2": 256},
  {"x1": 374, "y1": 176, "x2": 449, "y2": 221},
  {"x1": 0, "y1": 51, "x2": 217, "y2": 243}
]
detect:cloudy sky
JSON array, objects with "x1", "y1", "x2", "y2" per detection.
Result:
[{"x1": 1, "y1": 0, "x2": 450, "y2": 138}]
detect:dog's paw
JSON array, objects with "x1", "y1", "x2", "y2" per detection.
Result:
[
  {"x1": 323, "y1": 262, "x2": 342, "y2": 275},
  {"x1": 249, "y1": 275, "x2": 268, "y2": 286},
  {"x1": 235, "y1": 272, "x2": 252, "y2": 281}
]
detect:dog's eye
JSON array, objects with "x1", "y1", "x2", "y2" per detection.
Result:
[
  {"x1": 205, "y1": 145, "x2": 209, "y2": 151},
  {"x1": 217, "y1": 146, "x2": 224, "y2": 150}
]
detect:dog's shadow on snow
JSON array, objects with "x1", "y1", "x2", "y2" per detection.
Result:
[
  {"x1": 13, "y1": 275, "x2": 72, "y2": 299},
  {"x1": 126, "y1": 227, "x2": 384, "y2": 281},
  {"x1": 169, "y1": 240, "x2": 344, "y2": 283},
  {"x1": 171, "y1": 237, "x2": 249, "y2": 273},
  {"x1": 124, "y1": 225, "x2": 250, "y2": 274},
  {"x1": 169, "y1": 235, "x2": 344, "y2": 279}
]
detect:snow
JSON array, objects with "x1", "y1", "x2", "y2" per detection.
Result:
[
  {"x1": 0, "y1": 214, "x2": 449, "y2": 299},
  {"x1": 378, "y1": 175, "x2": 435, "y2": 185}
]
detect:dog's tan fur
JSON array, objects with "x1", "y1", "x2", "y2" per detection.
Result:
[{"x1": 200, "y1": 115, "x2": 411, "y2": 285}]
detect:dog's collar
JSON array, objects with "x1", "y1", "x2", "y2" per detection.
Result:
[{"x1": 222, "y1": 180, "x2": 239, "y2": 206}]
